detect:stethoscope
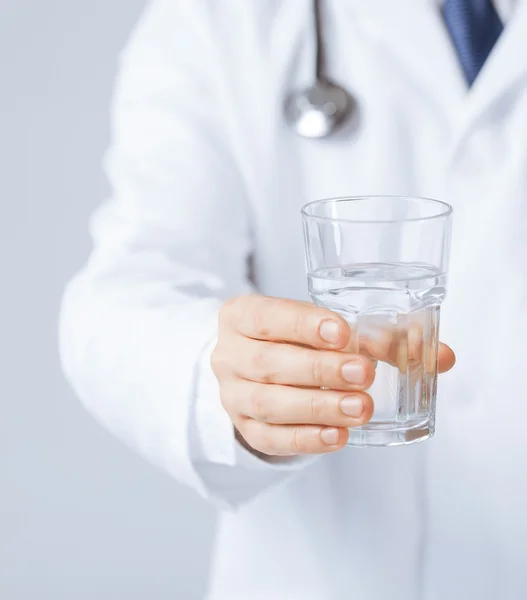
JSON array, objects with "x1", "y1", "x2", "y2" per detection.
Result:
[{"x1": 284, "y1": 0, "x2": 357, "y2": 138}]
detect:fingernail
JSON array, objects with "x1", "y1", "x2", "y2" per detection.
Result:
[
  {"x1": 321, "y1": 427, "x2": 340, "y2": 445},
  {"x1": 319, "y1": 320, "x2": 340, "y2": 344},
  {"x1": 341, "y1": 360, "x2": 365, "y2": 384},
  {"x1": 340, "y1": 396, "x2": 364, "y2": 418}
]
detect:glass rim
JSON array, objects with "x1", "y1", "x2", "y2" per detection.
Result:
[{"x1": 301, "y1": 195, "x2": 453, "y2": 225}]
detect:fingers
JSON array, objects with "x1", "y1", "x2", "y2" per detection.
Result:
[
  {"x1": 221, "y1": 295, "x2": 351, "y2": 350},
  {"x1": 438, "y1": 343, "x2": 456, "y2": 373},
  {"x1": 342, "y1": 315, "x2": 420, "y2": 368},
  {"x1": 340, "y1": 314, "x2": 454, "y2": 374},
  {"x1": 228, "y1": 337, "x2": 376, "y2": 391},
  {"x1": 221, "y1": 296, "x2": 456, "y2": 375},
  {"x1": 236, "y1": 419, "x2": 349, "y2": 456},
  {"x1": 224, "y1": 380, "x2": 374, "y2": 427}
]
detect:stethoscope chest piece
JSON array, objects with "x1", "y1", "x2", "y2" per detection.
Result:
[
  {"x1": 284, "y1": 0, "x2": 357, "y2": 139},
  {"x1": 284, "y1": 79, "x2": 355, "y2": 139}
]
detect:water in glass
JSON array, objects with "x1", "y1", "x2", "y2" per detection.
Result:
[{"x1": 308, "y1": 262, "x2": 446, "y2": 446}]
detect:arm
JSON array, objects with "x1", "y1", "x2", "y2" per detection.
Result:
[
  {"x1": 58, "y1": 0, "x2": 311, "y2": 508},
  {"x1": 59, "y1": 0, "x2": 455, "y2": 510}
]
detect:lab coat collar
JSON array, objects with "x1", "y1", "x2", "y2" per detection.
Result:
[
  {"x1": 347, "y1": 0, "x2": 527, "y2": 137},
  {"x1": 449, "y1": 0, "x2": 527, "y2": 150},
  {"x1": 346, "y1": 0, "x2": 467, "y2": 115}
]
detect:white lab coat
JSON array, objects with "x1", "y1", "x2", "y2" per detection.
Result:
[{"x1": 59, "y1": 1, "x2": 527, "y2": 598}]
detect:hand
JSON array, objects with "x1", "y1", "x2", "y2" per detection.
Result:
[{"x1": 211, "y1": 295, "x2": 455, "y2": 457}]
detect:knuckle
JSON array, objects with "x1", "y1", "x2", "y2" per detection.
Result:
[
  {"x1": 234, "y1": 417, "x2": 249, "y2": 437},
  {"x1": 218, "y1": 379, "x2": 241, "y2": 416},
  {"x1": 308, "y1": 392, "x2": 325, "y2": 421},
  {"x1": 219, "y1": 388, "x2": 234, "y2": 414},
  {"x1": 251, "y1": 312, "x2": 270, "y2": 339},
  {"x1": 251, "y1": 347, "x2": 267, "y2": 372},
  {"x1": 310, "y1": 353, "x2": 326, "y2": 386},
  {"x1": 292, "y1": 427, "x2": 310, "y2": 454},
  {"x1": 210, "y1": 347, "x2": 228, "y2": 376},
  {"x1": 249, "y1": 388, "x2": 271, "y2": 421},
  {"x1": 249, "y1": 429, "x2": 273, "y2": 456},
  {"x1": 236, "y1": 422, "x2": 268, "y2": 455},
  {"x1": 251, "y1": 347, "x2": 274, "y2": 383},
  {"x1": 248, "y1": 297, "x2": 272, "y2": 337},
  {"x1": 235, "y1": 419, "x2": 262, "y2": 452},
  {"x1": 220, "y1": 295, "x2": 244, "y2": 324}
]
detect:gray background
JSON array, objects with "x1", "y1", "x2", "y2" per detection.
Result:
[{"x1": 0, "y1": 1, "x2": 215, "y2": 598}]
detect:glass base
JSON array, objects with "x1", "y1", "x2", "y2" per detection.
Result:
[{"x1": 346, "y1": 418, "x2": 434, "y2": 448}]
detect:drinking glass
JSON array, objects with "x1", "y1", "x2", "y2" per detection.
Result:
[{"x1": 301, "y1": 196, "x2": 453, "y2": 447}]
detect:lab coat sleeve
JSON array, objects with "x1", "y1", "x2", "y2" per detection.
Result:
[{"x1": 59, "y1": 0, "x2": 313, "y2": 510}]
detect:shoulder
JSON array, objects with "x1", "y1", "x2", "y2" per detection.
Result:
[{"x1": 128, "y1": 0, "x2": 309, "y2": 52}]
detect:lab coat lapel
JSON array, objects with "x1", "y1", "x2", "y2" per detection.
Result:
[
  {"x1": 347, "y1": 0, "x2": 527, "y2": 154},
  {"x1": 346, "y1": 0, "x2": 467, "y2": 115},
  {"x1": 448, "y1": 0, "x2": 527, "y2": 151}
]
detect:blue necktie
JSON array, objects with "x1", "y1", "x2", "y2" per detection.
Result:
[{"x1": 442, "y1": 0, "x2": 504, "y2": 86}]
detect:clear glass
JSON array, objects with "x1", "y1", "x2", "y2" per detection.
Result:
[{"x1": 301, "y1": 196, "x2": 453, "y2": 447}]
